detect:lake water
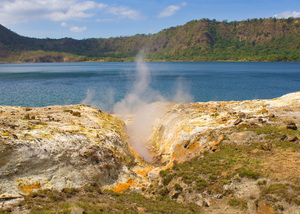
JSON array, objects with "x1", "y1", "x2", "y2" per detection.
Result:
[{"x1": 0, "y1": 62, "x2": 299, "y2": 112}]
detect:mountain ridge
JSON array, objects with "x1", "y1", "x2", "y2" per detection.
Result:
[{"x1": 0, "y1": 17, "x2": 299, "y2": 62}]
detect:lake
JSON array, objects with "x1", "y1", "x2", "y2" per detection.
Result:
[{"x1": 0, "y1": 61, "x2": 299, "y2": 112}]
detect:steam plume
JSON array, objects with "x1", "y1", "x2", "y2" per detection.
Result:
[
  {"x1": 113, "y1": 50, "x2": 166, "y2": 114},
  {"x1": 113, "y1": 50, "x2": 166, "y2": 162},
  {"x1": 83, "y1": 50, "x2": 193, "y2": 162}
]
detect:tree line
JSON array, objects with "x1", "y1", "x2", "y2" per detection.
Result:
[{"x1": 0, "y1": 17, "x2": 299, "y2": 62}]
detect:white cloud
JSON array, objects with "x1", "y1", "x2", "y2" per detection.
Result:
[
  {"x1": 274, "y1": 11, "x2": 300, "y2": 18},
  {"x1": 157, "y1": 2, "x2": 187, "y2": 18},
  {"x1": 96, "y1": 18, "x2": 117, "y2": 22},
  {"x1": 47, "y1": 1, "x2": 97, "y2": 21},
  {"x1": 98, "y1": 3, "x2": 108, "y2": 10},
  {"x1": 0, "y1": 0, "x2": 143, "y2": 25},
  {"x1": 61, "y1": 22, "x2": 68, "y2": 27},
  {"x1": 70, "y1": 26, "x2": 87, "y2": 32},
  {"x1": 0, "y1": 0, "x2": 98, "y2": 24},
  {"x1": 96, "y1": 5, "x2": 145, "y2": 21},
  {"x1": 105, "y1": 6, "x2": 144, "y2": 20},
  {"x1": 62, "y1": 22, "x2": 86, "y2": 33}
]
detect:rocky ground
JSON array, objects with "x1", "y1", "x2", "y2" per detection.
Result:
[
  {"x1": 0, "y1": 105, "x2": 135, "y2": 198},
  {"x1": 0, "y1": 92, "x2": 299, "y2": 213}
]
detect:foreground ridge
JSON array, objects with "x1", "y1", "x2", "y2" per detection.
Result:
[{"x1": 0, "y1": 92, "x2": 299, "y2": 213}]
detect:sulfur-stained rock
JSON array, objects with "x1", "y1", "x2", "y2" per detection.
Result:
[
  {"x1": 234, "y1": 118, "x2": 242, "y2": 125},
  {"x1": 257, "y1": 202, "x2": 277, "y2": 214},
  {"x1": 137, "y1": 207, "x2": 147, "y2": 212},
  {"x1": 252, "y1": 149, "x2": 262, "y2": 154},
  {"x1": 238, "y1": 112, "x2": 246, "y2": 119},
  {"x1": 229, "y1": 131, "x2": 256, "y2": 144},
  {"x1": 287, "y1": 122, "x2": 297, "y2": 130},
  {"x1": 1, "y1": 91, "x2": 300, "y2": 209},
  {"x1": 209, "y1": 135, "x2": 224, "y2": 151},
  {"x1": 288, "y1": 136, "x2": 299, "y2": 142},
  {"x1": 140, "y1": 92, "x2": 300, "y2": 168},
  {"x1": 268, "y1": 113, "x2": 275, "y2": 119},
  {"x1": 260, "y1": 142, "x2": 272, "y2": 151},
  {"x1": 0, "y1": 104, "x2": 134, "y2": 197},
  {"x1": 280, "y1": 135, "x2": 288, "y2": 141},
  {"x1": 147, "y1": 169, "x2": 160, "y2": 182}
]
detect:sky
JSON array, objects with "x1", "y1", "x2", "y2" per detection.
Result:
[{"x1": 0, "y1": 0, "x2": 299, "y2": 39}]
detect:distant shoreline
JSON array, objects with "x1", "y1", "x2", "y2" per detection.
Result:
[{"x1": 1, "y1": 59, "x2": 299, "y2": 64}]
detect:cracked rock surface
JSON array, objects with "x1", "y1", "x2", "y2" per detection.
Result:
[{"x1": 0, "y1": 104, "x2": 134, "y2": 196}]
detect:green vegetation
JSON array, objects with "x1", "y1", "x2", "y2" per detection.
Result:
[
  {"x1": 0, "y1": 185, "x2": 199, "y2": 213},
  {"x1": 0, "y1": 18, "x2": 299, "y2": 62},
  {"x1": 147, "y1": 122, "x2": 300, "y2": 211},
  {"x1": 156, "y1": 143, "x2": 263, "y2": 196},
  {"x1": 245, "y1": 124, "x2": 300, "y2": 138},
  {"x1": 236, "y1": 167, "x2": 260, "y2": 179},
  {"x1": 260, "y1": 183, "x2": 300, "y2": 205},
  {"x1": 1, "y1": 115, "x2": 299, "y2": 213},
  {"x1": 240, "y1": 123, "x2": 300, "y2": 152},
  {"x1": 63, "y1": 109, "x2": 81, "y2": 117},
  {"x1": 228, "y1": 198, "x2": 248, "y2": 209},
  {"x1": 257, "y1": 180, "x2": 267, "y2": 186}
]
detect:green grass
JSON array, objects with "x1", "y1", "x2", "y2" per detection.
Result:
[
  {"x1": 261, "y1": 183, "x2": 300, "y2": 205},
  {"x1": 151, "y1": 125, "x2": 300, "y2": 209},
  {"x1": 2, "y1": 123, "x2": 299, "y2": 213},
  {"x1": 228, "y1": 198, "x2": 248, "y2": 209},
  {"x1": 236, "y1": 167, "x2": 260, "y2": 179},
  {"x1": 244, "y1": 124, "x2": 300, "y2": 141},
  {"x1": 155, "y1": 143, "x2": 263, "y2": 197},
  {"x1": 0, "y1": 186, "x2": 200, "y2": 214},
  {"x1": 257, "y1": 180, "x2": 267, "y2": 186},
  {"x1": 242, "y1": 123, "x2": 300, "y2": 153}
]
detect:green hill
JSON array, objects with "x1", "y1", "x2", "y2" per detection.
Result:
[{"x1": 0, "y1": 17, "x2": 299, "y2": 62}]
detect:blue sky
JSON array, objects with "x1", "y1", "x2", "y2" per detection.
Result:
[{"x1": 0, "y1": 0, "x2": 299, "y2": 39}]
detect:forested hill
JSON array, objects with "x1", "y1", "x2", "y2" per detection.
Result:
[{"x1": 0, "y1": 17, "x2": 299, "y2": 62}]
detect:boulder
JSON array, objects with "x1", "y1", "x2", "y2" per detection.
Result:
[
  {"x1": 238, "y1": 112, "x2": 246, "y2": 119},
  {"x1": 288, "y1": 136, "x2": 299, "y2": 142},
  {"x1": 287, "y1": 122, "x2": 297, "y2": 130},
  {"x1": 234, "y1": 118, "x2": 242, "y2": 125},
  {"x1": 229, "y1": 131, "x2": 256, "y2": 144},
  {"x1": 280, "y1": 135, "x2": 288, "y2": 141},
  {"x1": 0, "y1": 105, "x2": 134, "y2": 197},
  {"x1": 71, "y1": 206, "x2": 85, "y2": 214}
]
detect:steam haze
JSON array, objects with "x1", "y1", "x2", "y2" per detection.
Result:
[
  {"x1": 81, "y1": 88, "x2": 115, "y2": 112},
  {"x1": 82, "y1": 50, "x2": 193, "y2": 162}
]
